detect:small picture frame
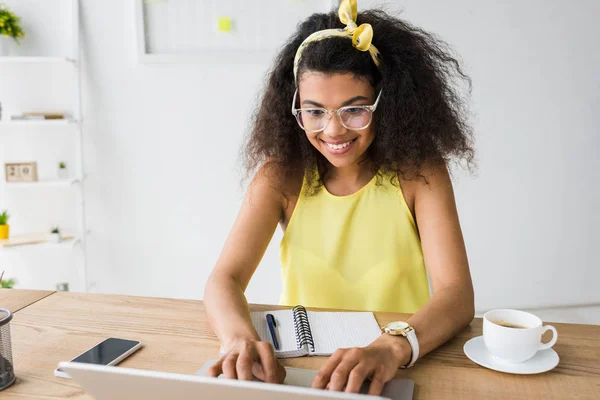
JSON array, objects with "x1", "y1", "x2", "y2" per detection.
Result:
[{"x1": 5, "y1": 162, "x2": 38, "y2": 183}]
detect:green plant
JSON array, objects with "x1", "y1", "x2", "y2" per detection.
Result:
[
  {"x1": 0, "y1": 210, "x2": 8, "y2": 225},
  {"x1": 1, "y1": 277, "x2": 16, "y2": 288},
  {"x1": 50, "y1": 225, "x2": 60, "y2": 234},
  {"x1": 0, "y1": 4, "x2": 25, "y2": 44},
  {"x1": 59, "y1": 161, "x2": 67, "y2": 169}
]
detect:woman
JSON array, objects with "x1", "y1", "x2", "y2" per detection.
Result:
[{"x1": 204, "y1": 0, "x2": 475, "y2": 395}]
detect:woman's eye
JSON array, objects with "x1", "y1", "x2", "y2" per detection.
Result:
[
  {"x1": 306, "y1": 109, "x2": 326, "y2": 117},
  {"x1": 345, "y1": 107, "x2": 365, "y2": 115}
]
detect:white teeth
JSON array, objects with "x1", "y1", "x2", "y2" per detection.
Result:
[{"x1": 326, "y1": 140, "x2": 352, "y2": 150}]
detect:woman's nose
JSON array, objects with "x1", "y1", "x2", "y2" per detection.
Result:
[{"x1": 322, "y1": 112, "x2": 347, "y2": 138}]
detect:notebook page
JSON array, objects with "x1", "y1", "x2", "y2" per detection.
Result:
[
  {"x1": 249, "y1": 310, "x2": 308, "y2": 358},
  {"x1": 306, "y1": 311, "x2": 382, "y2": 356}
]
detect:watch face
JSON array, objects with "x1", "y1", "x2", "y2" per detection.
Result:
[{"x1": 387, "y1": 321, "x2": 409, "y2": 331}]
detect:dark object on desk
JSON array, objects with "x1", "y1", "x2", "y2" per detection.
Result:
[
  {"x1": 266, "y1": 313, "x2": 280, "y2": 350},
  {"x1": 0, "y1": 308, "x2": 16, "y2": 391},
  {"x1": 197, "y1": 360, "x2": 415, "y2": 400}
]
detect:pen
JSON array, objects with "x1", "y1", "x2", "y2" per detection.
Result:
[{"x1": 266, "y1": 313, "x2": 279, "y2": 350}]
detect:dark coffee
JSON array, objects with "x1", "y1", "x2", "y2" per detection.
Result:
[{"x1": 492, "y1": 320, "x2": 527, "y2": 329}]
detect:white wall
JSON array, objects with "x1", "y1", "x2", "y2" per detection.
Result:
[
  {"x1": 1, "y1": 1, "x2": 599, "y2": 315},
  {"x1": 360, "y1": 1, "x2": 600, "y2": 311}
]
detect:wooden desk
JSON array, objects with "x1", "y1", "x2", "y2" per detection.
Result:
[
  {"x1": 0, "y1": 288, "x2": 55, "y2": 313},
  {"x1": 4, "y1": 291, "x2": 600, "y2": 399}
]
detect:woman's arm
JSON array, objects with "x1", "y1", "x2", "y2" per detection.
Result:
[
  {"x1": 400, "y1": 163, "x2": 475, "y2": 357},
  {"x1": 204, "y1": 169, "x2": 287, "y2": 383},
  {"x1": 312, "y1": 163, "x2": 475, "y2": 395}
]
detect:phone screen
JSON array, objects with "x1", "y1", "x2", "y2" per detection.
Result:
[{"x1": 67, "y1": 338, "x2": 140, "y2": 367}]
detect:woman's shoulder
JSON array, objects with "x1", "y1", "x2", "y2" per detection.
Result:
[
  {"x1": 252, "y1": 162, "x2": 303, "y2": 194},
  {"x1": 250, "y1": 163, "x2": 304, "y2": 217},
  {"x1": 395, "y1": 160, "x2": 450, "y2": 217}
]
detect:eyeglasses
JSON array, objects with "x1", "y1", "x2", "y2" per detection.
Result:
[{"x1": 291, "y1": 89, "x2": 382, "y2": 133}]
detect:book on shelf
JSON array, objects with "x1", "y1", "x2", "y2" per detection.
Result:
[
  {"x1": 11, "y1": 115, "x2": 45, "y2": 121},
  {"x1": 10, "y1": 111, "x2": 71, "y2": 121}
]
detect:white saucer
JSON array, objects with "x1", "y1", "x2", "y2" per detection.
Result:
[{"x1": 463, "y1": 336, "x2": 559, "y2": 374}]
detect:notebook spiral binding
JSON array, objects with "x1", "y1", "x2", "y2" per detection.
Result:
[{"x1": 292, "y1": 305, "x2": 315, "y2": 352}]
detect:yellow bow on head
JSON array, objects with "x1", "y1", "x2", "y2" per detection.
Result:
[
  {"x1": 293, "y1": 0, "x2": 382, "y2": 83},
  {"x1": 339, "y1": 0, "x2": 374, "y2": 52}
]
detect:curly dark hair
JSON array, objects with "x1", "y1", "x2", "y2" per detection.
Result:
[{"x1": 244, "y1": 7, "x2": 474, "y2": 193}]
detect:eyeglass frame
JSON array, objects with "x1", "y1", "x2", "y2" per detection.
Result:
[{"x1": 291, "y1": 88, "x2": 383, "y2": 133}]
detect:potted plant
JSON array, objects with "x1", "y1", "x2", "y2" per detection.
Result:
[
  {"x1": 57, "y1": 161, "x2": 69, "y2": 180},
  {"x1": 0, "y1": 210, "x2": 8, "y2": 239},
  {"x1": 49, "y1": 225, "x2": 61, "y2": 243},
  {"x1": 0, "y1": 4, "x2": 25, "y2": 56},
  {"x1": 1, "y1": 277, "x2": 16, "y2": 289}
]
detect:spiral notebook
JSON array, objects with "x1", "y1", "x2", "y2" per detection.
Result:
[{"x1": 237, "y1": 306, "x2": 382, "y2": 358}]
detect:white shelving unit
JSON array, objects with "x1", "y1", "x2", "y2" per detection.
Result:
[
  {"x1": 0, "y1": 56, "x2": 75, "y2": 64},
  {"x1": 4, "y1": 178, "x2": 80, "y2": 188},
  {"x1": 0, "y1": 0, "x2": 88, "y2": 291},
  {"x1": 0, "y1": 119, "x2": 78, "y2": 127},
  {"x1": 0, "y1": 232, "x2": 78, "y2": 249}
]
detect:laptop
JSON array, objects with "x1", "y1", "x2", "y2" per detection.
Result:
[
  {"x1": 59, "y1": 361, "x2": 414, "y2": 400},
  {"x1": 197, "y1": 360, "x2": 414, "y2": 400}
]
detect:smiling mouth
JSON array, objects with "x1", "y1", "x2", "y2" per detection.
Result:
[{"x1": 320, "y1": 138, "x2": 357, "y2": 154}]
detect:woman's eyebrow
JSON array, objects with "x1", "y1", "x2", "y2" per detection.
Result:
[
  {"x1": 301, "y1": 95, "x2": 370, "y2": 108},
  {"x1": 341, "y1": 95, "x2": 370, "y2": 106}
]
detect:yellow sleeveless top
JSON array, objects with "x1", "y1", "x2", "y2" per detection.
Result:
[{"x1": 279, "y1": 171, "x2": 430, "y2": 313}]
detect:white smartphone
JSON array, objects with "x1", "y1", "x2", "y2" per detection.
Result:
[{"x1": 54, "y1": 337, "x2": 142, "y2": 379}]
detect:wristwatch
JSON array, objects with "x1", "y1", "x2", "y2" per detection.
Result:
[{"x1": 383, "y1": 321, "x2": 419, "y2": 368}]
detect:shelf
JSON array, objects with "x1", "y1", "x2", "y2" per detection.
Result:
[
  {"x1": 4, "y1": 179, "x2": 80, "y2": 188},
  {"x1": 2, "y1": 238, "x2": 80, "y2": 250},
  {"x1": 0, "y1": 232, "x2": 77, "y2": 249},
  {"x1": 0, "y1": 119, "x2": 78, "y2": 127},
  {"x1": 21, "y1": 238, "x2": 80, "y2": 249},
  {"x1": 0, "y1": 56, "x2": 76, "y2": 64}
]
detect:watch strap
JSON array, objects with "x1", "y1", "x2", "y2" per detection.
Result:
[{"x1": 401, "y1": 328, "x2": 419, "y2": 369}]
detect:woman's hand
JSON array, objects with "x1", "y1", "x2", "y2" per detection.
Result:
[
  {"x1": 311, "y1": 334, "x2": 411, "y2": 395},
  {"x1": 207, "y1": 338, "x2": 286, "y2": 384}
]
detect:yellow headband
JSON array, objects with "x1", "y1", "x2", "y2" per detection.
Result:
[{"x1": 293, "y1": 0, "x2": 382, "y2": 84}]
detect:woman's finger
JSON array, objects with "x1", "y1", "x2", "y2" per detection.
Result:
[
  {"x1": 328, "y1": 357, "x2": 361, "y2": 392},
  {"x1": 255, "y1": 341, "x2": 283, "y2": 383},
  {"x1": 367, "y1": 371, "x2": 386, "y2": 396},
  {"x1": 206, "y1": 358, "x2": 224, "y2": 377},
  {"x1": 236, "y1": 343, "x2": 257, "y2": 381},
  {"x1": 222, "y1": 353, "x2": 239, "y2": 379},
  {"x1": 344, "y1": 362, "x2": 372, "y2": 393},
  {"x1": 312, "y1": 349, "x2": 346, "y2": 389}
]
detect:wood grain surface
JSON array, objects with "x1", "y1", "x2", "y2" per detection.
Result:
[
  {"x1": 3, "y1": 291, "x2": 599, "y2": 399},
  {"x1": 0, "y1": 289, "x2": 55, "y2": 313}
]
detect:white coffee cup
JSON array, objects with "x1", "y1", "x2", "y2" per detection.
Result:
[{"x1": 483, "y1": 309, "x2": 558, "y2": 364}]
